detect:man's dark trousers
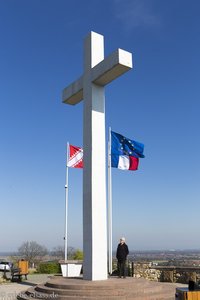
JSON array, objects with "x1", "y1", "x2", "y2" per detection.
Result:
[{"x1": 118, "y1": 260, "x2": 127, "y2": 278}]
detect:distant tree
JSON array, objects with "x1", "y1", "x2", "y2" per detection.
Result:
[
  {"x1": 50, "y1": 246, "x2": 79, "y2": 260},
  {"x1": 51, "y1": 246, "x2": 65, "y2": 260},
  {"x1": 18, "y1": 241, "x2": 48, "y2": 267},
  {"x1": 50, "y1": 246, "x2": 83, "y2": 261},
  {"x1": 72, "y1": 249, "x2": 83, "y2": 260},
  {"x1": 67, "y1": 247, "x2": 76, "y2": 259}
]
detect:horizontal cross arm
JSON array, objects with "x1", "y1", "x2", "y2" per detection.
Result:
[
  {"x1": 91, "y1": 49, "x2": 132, "y2": 86},
  {"x1": 62, "y1": 49, "x2": 132, "y2": 105},
  {"x1": 62, "y1": 76, "x2": 83, "y2": 105}
]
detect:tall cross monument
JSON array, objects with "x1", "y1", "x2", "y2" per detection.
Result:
[{"x1": 62, "y1": 31, "x2": 132, "y2": 280}]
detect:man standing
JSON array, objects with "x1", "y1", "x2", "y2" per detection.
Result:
[{"x1": 116, "y1": 237, "x2": 129, "y2": 278}]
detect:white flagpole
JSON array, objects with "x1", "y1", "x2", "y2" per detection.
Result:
[
  {"x1": 108, "y1": 127, "x2": 113, "y2": 275},
  {"x1": 64, "y1": 142, "x2": 69, "y2": 261}
]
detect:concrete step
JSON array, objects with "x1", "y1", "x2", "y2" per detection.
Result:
[
  {"x1": 35, "y1": 284, "x2": 127, "y2": 296},
  {"x1": 18, "y1": 292, "x2": 176, "y2": 300},
  {"x1": 44, "y1": 276, "x2": 149, "y2": 289}
]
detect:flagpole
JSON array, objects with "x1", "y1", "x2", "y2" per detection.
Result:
[
  {"x1": 64, "y1": 142, "x2": 69, "y2": 261},
  {"x1": 108, "y1": 127, "x2": 112, "y2": 275}
]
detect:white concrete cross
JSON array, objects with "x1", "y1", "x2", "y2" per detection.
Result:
[{"x1": 62, "y1": 31, "x2": 132, "y2": 281}]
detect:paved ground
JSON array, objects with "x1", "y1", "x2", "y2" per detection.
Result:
[{"x1": 0, "y1": 274, "x2": 51, "y2": 300}]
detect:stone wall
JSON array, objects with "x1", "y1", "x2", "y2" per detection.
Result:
[
  {"x1": 132, "y1": 262, "x2": 161, "y2": 281},
  {"x1": 131, "y1": 262, "x2": 200, "y2": 284}
]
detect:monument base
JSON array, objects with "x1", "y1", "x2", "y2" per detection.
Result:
[
  {"x1": 59, "y1": 260, "x2": 82, "y2": 277},
  {"x1": 17, "y1": 276, "x2": 186, "y2": 300}
]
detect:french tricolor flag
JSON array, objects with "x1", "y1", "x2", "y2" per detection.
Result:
[
  {"x1": 111, "y1": 154, "x2": 139, "y2": 171},
  {"x1": 111, "y1": 131, "x2": 144, "y2": 171}
]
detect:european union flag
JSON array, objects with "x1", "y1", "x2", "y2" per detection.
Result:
[{"x1": 111, "y1": 131, "x2": 145, "y2": 159}]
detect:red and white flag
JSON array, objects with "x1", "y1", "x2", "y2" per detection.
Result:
[{"x1": 67, "y1": 145, "x2": 83, "y2": 168}]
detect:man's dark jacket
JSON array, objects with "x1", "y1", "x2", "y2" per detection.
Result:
[{"x1": 116, "y1": 243, "x2": 129, "y2": 262}]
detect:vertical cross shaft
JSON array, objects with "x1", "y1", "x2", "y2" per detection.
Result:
[{"x1": 83, "y1": 32, "x2": 107, "y2": 280}]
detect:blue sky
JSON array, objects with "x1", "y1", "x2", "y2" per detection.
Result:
[{"x1": 0, "y1": 0, "x2": 199, "y2": 252}]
